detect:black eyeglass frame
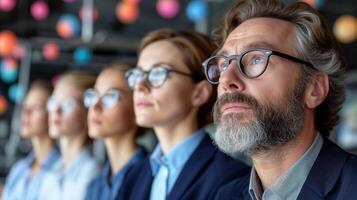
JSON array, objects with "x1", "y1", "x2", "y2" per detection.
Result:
[
  {"x1": 125, "y1": 65, "x2": 194, "y2": 89},
  {"x1": 202, "y1": 48, "x2": 317, "y2": 84}
]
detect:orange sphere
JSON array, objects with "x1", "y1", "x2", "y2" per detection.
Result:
[
  {"x1": 116, "y1": 1, "x2": 139, "y2": 24},
  {"x1": 0, "y1": 95, "x2": 8, "y2": 115},
  {"x1": 334, "y1": 15, "x2": 357, "y2": 44},
  {"x1": 0, "y1": 30, "x2": 17, "y2": 56}
]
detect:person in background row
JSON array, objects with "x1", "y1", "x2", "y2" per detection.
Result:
[
  {"x1": 119, "y1": 29, "x2": 250, "y2": 200},
  {"x1": 84, "y1": 63, "x2": 147, "y2": 200},
  {"x1": 2, "y1": 80, "x2": 60, "y2": 200},
  {"x1": 202, "y1": 0, "x2": 357, "y2": 199},
  {"x1": 39, "y1": 71, "x2": 99, "y2": 200}
]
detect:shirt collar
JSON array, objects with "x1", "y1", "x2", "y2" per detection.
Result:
[
  {"x1": 23, "y1": 147, "x2": 60, "y2": 170},
  {"x1": 150, "y1": 129, "x2": 205, "y2": 176},
  {"x1": 249, "y1": 133, "x2": 323, "y2": 200}
]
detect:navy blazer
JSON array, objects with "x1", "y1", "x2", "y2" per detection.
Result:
[
  {"x1": 117, "y1": 134, "x2": 250, "y2": 200},
  {"x1": 215, "y1": 139, "x2": 357, "y2": 200}
]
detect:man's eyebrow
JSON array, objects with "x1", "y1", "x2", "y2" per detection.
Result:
[{"x1": 243, "y1": 41, "x2": 279, "y2": 51}]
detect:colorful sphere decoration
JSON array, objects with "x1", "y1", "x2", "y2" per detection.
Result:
[
  {"x1": 116, "y1": 1, "x2": 139, "y2": 24},
  {"x1": 0, "y1": 0, "x2": 16, "y2": 12},
  {"x1": 156, "y1": 0, "x2": 180, "y2": 19},
  {"x1": 8, "y1": 83, "x2": 24, "y2": 104},
  {"x1": 333, "y1": 15, "x2": 357, "y2": 44},
  {"x1": 43, "y1": 41, "x2": 60, "y2": 61},
  {"x1": 0, "y1": 58, "x2": 18, "y2": 83},
  {"x1": 301, "y1": 0, "x2": 325, "y2": 9},
  {"x1": 73, "y1": 47, "x2": 91, "y2": 64},
  {"x1": 186, "y1": 0, "x2": 207, "y2": 22},
  {"x1": 30, "y1": 1, "x2": 49, "y2": 21},
  {"x1": 0, "y1": 95, "x2": 9, "y2": 115},
  {"x1": 0, "y1": 30, "x2": 17, "y2": 57},
  {"x1": 56, "y1": 14, "x2": 81, "y2": 39},
  {"x1": 79, "y1": 6, "x2": 99, "y2": 22}
]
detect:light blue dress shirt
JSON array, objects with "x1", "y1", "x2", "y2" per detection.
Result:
[
  {"x1": 149, "y1": 129, "x2": 205, "y2": 200},
  {"x1": 84, "y1": 147, "x2": 147, "y2": 200},
  {"x1": 2, "y1": 148, "x2": 60, "y2": 200},
  {"x1": 39, "y1": 147, "x2": 99, "y2": 200}
]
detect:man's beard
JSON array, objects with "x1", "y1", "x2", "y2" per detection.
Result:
[{"x1": 211, "y1": 80, "x2": 306, "y2": 158}]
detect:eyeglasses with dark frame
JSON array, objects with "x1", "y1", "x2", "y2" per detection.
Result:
[
  {"x1": 125, "y1": 65, "x2": 193, "y2": 90},
  {"x1": 202, "y1": 48, "x2": 317, "y2": 84},
  {"x1": 83, "y1": 88, "x2": 122, "y2": 109}
]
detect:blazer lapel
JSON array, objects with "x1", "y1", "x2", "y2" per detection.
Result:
[
  {"x1": 167, "y1": 134, "x2": 216, "y2": 200},
  {"x1": 131, "y1": 161, "x2": 154, "y2": 200},
  {"x1": 297, "y1": 139, "x2": 349, "y2": 200}
]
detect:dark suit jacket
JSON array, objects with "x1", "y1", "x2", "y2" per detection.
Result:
[
  {"x1": 117, "y1": 134, "x2": 250, "y2": 200},
  {"x1": 215, "y1": 139, "x2": 357, "y2": 200}
]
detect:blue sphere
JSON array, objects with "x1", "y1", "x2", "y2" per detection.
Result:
[
  {"x1": 186, "y1": 0, "x2": 208, "y2": 22},
  {"x1": 73, "y1": 47, "x2": 92, "y2": 64},
  {"x1": 8, "y1": 84, "x2": 25, "y2": 104}
]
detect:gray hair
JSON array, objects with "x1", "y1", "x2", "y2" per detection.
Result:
[{"x1": 214, "y1": 0, "x2": 346, "y2": 136}]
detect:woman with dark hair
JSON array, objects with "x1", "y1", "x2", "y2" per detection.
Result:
[
  {"x1": 84, "y1": 63, "x2": 147, "y2": 200},
  {"x1": 3, "y1": 80, "x2": 60, "y2": 200},
  {"x1": 119, "y1": 29, "x2": 250, "y2": 200}
]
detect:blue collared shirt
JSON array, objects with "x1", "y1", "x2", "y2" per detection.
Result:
[
  {"x1": 2, "y1": 147, "x2": 60, "y2": 200},
  {"x1": 249, "y1": 133, "x2": 323, "y2": 200},
  {"x1": 84, "y1": 147, "x2": 147, "y2": 200},
  {"x1": 39, "y1": 147, "x2": 99, "y2": 200},
  {"x1": 149, "y1": 129, "x2": 205, "y2": 200}
]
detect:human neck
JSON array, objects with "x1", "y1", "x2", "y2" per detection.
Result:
[
  {"x1": 31, "y1": 135, "x2": 54, "y2": 166},
  {"x1": 154, "y1": 114, "x2": 199, "y2": 155},
  {"x1": 104, "y1": 129, "x2": 138, "y2": 176},
  {"x1": 59, "y1": 133, "x2": 87, "y2": 169},
  {"x1": 251, "y1": 123, "x2": 317, "y2": 190}
]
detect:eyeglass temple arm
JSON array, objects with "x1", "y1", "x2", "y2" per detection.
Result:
[{"x1": 271, "y1": 51, "x2": 317, "y2": 70}]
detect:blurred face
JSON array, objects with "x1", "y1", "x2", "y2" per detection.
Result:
[
  {"x1": 87, "y1": 69, "x2": 137, "y2": 138},
  {"x1": 21, "y1": 88, "x2": 49, "y2": 138},
  {"x1": 133, "y1": 40, "x2": 197, "y2": 128},
  {"x1": 211, "y1": 18, "x2": 307, "y2": 156},
  {"x1": 48, "y1": 80, "x2": 88, "y2": 139}
]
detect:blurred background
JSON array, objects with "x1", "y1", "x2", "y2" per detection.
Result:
[{"x1": 0, "y1": 0, "x2": 356, "y2": 184}]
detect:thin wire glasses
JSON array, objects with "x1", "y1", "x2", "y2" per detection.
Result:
[
  {"x1": 202, "y1": 48, "x2": 316, "y2": 84},
  {"x1": 125, "y1": 65, "x2": 193, "y2": 89},
  {"x1": 46, "y1": 97, "x2": 80, "y2": 113},
  {"x1": 83, "y1": 88, "x2": 121, "y2": 108}
]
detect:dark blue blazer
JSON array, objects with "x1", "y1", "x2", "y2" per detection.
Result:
[
  {"x1": 117, "y1": 134, "x2": 250, "y2": 200},
  {"x1": 215, "y1": 139, "x2": 357, "y2": 200}
]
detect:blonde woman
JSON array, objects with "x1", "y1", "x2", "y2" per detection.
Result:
[
  {"x1": 39, "y1": 71, "x2": 99, "y2": 200},
  {"x1": 3, "y1": 80, "x2": 60, "y2": 200}
]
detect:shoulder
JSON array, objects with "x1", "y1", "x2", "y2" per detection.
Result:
[{"x1": 215, "y1": 173, "x2": 251, "y2": 200}]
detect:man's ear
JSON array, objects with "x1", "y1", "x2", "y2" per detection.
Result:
[
  {"x1": 191, "y1": 80, "x2": 213, "y2": 107},
  {"x1": 305, "y1": 73, "x2": 329, "y2": 109}
]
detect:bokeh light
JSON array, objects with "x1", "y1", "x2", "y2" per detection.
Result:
[
  {"x1": 156, "y1": 0, "x2": 180, "y2": 19},
  {"x1": 42, "y1": 41, "x2": 60, "y2": 61},
  {"x1": 116, "y1": 1, "x2": 139, "y2": 24},
  {"x1": 0, "y1": 30, "x2": 17, "y2": 57},
  {"x1": 0, "y1": 95, "x2": 9, "y2": 115},
  {"x1": 8, "y1": 83, "x2": 24, "y2": 104},
  {"x1": 0, "y1": 58, "x2": 18, "y2": 83},
  {"x1": 333, "y1": 15, "x2": 357, "y2": 44},
  {"x1": 56, "y1": 14, "x2": 81, "y2": 39},
  {"x1": 0, "y1": 0, "x2": 16, "y2": 12},
  {"x1": 73, "y1": 47, "x2": 92, "y2": 64},
  {"x1": 186, "y1": 0, "x2": 207, "y2": 22},
  {"x1": 30, "y1": 1, "x2": 49, "y2": 21}
]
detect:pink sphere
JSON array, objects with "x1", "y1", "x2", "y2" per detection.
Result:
[
  {"x1": 156, "y1": 0, "x2": 180, "y2": 19},
  {"x1": 31, "y1": 1, "x2": 49, "y2": 21},
  {"x1": 43, "y1": 41, "x2": 60, "y2": 61},
  {"x1": 0, "y1": 0, "x2": 16, "y2": 12}
]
